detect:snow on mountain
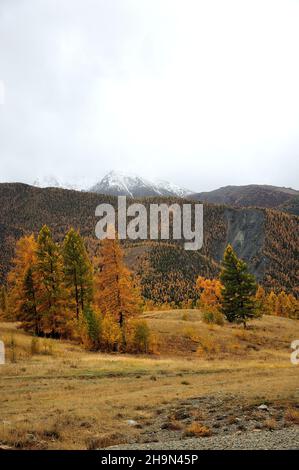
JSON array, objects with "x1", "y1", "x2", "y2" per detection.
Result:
[
  {"x1": 89, "y1": 170, "x2": 192, "y2": 198},
  {"x1": 32, "y1": 176, "x2": 90, "y2": 191},
  {"x1": 33, "y1": 176, "x2": 62, "y2": 188},
  {"x1": 89, "y1": 171, "x2": 160, "y2": 197},
  {"x1": 30, "y1": 171, "x2": 193, "y2": 197},
  {"x1": 153, "y1": 179, "x2": 192, "y2": 198}
]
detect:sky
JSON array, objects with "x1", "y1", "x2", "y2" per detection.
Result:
[{"x1": 0, "y1": 0, "x2": 299, "y2": 192}]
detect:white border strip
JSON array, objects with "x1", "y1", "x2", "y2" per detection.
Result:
[{"x1": 0, "y1": 80, "x2": 5, "y2": 105}]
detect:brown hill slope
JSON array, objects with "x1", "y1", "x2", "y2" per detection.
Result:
[
  {"x1": 0, "y1": 183, "x2": 298, "y2": 301},
  {"x1": 191, "y1": 184, "x2": 299, "y2": 211}
]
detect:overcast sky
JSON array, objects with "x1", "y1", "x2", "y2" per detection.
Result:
[{"x1": 0, "y1": 0, "x2": 299, "y2": 192}]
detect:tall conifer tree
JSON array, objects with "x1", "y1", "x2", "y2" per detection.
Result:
[
  {"x1": 0, "y1": 285, "x2": 8, "y2": 319},
  {"x1": 62, "y1": 228, "x2": 93, "y2": 320},
  {"x1": 95, "y1": 237, "x2": 141, "y2": 348},
  {"x1": 7, "y1": 234, "x2": 37, "y2": 322},
  {"x1": 220, "y1": 245, "x2": 257, "y2": 327},
  {"x1": 35, "y1": 225, "x2": 69, "y2": 337},
  {"x1": 20, "y1": 267, "x2": 41, "y2": 335}
]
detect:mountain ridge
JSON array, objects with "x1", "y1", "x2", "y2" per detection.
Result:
[
  {"x1": 89, "y1": 170, "x2": 192, "y2": 198},
  {"x1": 6, "y1": 173, "x2": 298, "y2": 213},
  {"x1": 191, "y1": 184, "x2": 299, "y2": 214},
  {"x1": 0, "y1": 182, "x2": 298, "y2": 302}
]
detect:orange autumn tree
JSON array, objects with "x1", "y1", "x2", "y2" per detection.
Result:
[
  {"x1": 196, "y1": 276, "x2": 222, "y2": 311},
  {"x1": 253, "y1": 288, "x2": 298, "y2": 319},
  {"x1": 7, "y1": 234, "x2": 38, "y2": 325},
  {"x1": 275, "y1": 290, "x2": 290, "y2": 317},
  {"x1": 273, "y1": 290, "x2": 299, "y2": 319},
  {"x1": 267, "y1": 291, "x2": 277, "y2": 315},
  {"x1": 95, "y1": 237, "x2": 142, "y2": 349},
  {"x1": 196, "y1": 276, "x2": 224, "y2": 325},
  {"x1": 255, "y1": 285, "x2": 270, "y2": 316},
  {"x1": 287, "y1": 294, "x2": 299, "y2": 319}
]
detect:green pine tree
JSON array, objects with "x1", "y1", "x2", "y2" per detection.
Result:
[
  {"x1": 62, "y1": 228, "x2": 93, "y2": 320},
  {"x1": 0, "y1": 285, "x2": 8, "y2": 318},
  {"x1": 35, "y1": 225, "x2": 69, "y2": 338},
  {"x1": 83, "y1": 305, "x2": 101, "y2": 350},
  {"x1": 20, "y1": 267, "x2": 41, "y2": 335},
  {"x1": 220, "y1": 245, "x2": 257, "y2": 328}
]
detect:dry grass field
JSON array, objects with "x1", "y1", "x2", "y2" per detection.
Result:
[{"x1": 0, "y1": 310, "x2": 298, "y2": 449}]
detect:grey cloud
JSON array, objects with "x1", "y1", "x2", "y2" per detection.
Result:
[{"x1": 0, "y1": 0, "x2": 298, "y2": 191}]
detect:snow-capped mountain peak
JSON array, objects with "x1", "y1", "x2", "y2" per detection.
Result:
[
  {"x1": 153, "y1": 179, "x2": 192, "y2": 198},
  {"x1": 32, "y1": 176, "x2": 91, "y2": 191},
  {"x1": 89, "y1": 171, "x2": 192, "y2": 198},
  {"x1": 33, "y1": 176, "x2": 62, "y2": 188},
  {"x1": 30, "y1": 171, "x2": 193, "y2": 198}
]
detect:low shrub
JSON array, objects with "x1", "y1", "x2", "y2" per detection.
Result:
[
  {"x1": 85, "y1": 433, "x2": 124, "y2": 450},
  {"x1": 101, "y1": 315, "x2": 122, "y2": 352},
  {"x1": 285, "y1": 408, "x2": 299, "y2": 424},
  {"x1": 196, "y1": 336, "x2": 220, "y2": 356},
  {"x1": 183, "y1": 327, "x2": 199, "y2": 342},
  {"x1": 202, "y1": 310, "x2": 224, "y2": 326},
  {"x1": 130, "y1": 320, "x2": 151, "y2": 353},
  {"x1": 30, "y1": 337, "x2": 40, "y2": 355},
  {"x1": 41, "y1": 339, "x2": 54, "y2": 355},
  {"x1": 184, "y1": 422, "x2": 211, "y2": 437},
  {"x1": 263, "y1": 418, "x2": 278, "y2": 430},
  {"x1": 126, "y1": 319, "x2": 158, "y2": 354}
]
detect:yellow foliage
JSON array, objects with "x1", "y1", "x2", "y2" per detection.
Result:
[
  {"x1": 196, "y1": 276, "x2": 222, "y2": 312},
  {"x1": 7, "y1": 234, "x2": 37, "y2": 320},
  {"x1": 196, "y1": 335, "x2": 221, "y2": 356},
  {"x1": 95, "y1": 238, "x2": 142, "y2": 327},
  {"x1": 101, "y1": 314, "x2": 122, "y2": 351},
  {"x1": 183, "y1": 326, "x2": 199, "y2": 342},
  {"x1": 126, "y1": 319, "x2": 151, "y2": 353},
  {"x1": 184, "y1": 422, "x2": 211, "y2": 437}
]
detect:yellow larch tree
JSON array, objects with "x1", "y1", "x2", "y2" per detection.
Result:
[
  {"x1": 196, "y1": 276, "x2": 222, "y2": 311},
  {"x1": 94, "y1": 237, "x2": 141, "y2": 349},
  {"x1": 7, "y1": 234, "x2": 38, "y2": 322}
]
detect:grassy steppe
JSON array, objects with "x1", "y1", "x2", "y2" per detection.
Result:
[{"x1": 0, "y1": 310, "x2": 298, "y2": 449}]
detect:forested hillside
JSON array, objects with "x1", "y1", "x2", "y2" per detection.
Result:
[
  {"x1": 192, "y1": 184, "x2": 299, "y2": 211},
  {"x1": 0, "y1": 183, "x2": 298, "y2": 303}
]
